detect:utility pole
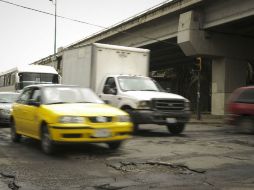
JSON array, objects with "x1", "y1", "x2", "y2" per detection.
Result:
[
  {"x1": 49, "y1": 0, "x2": 57, "y2": 57},
  {"x1": 195, "y1": 57, "x2": 202, "y2": 120}
]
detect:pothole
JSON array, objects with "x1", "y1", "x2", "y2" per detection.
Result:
[{"x1": 106, "y1": 160, "x2": 206, "y2": 175}]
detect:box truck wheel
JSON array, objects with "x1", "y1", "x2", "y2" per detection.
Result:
[
  {"x1": 167, "y1": 124, "x2": 185, "y2": 135},
  {"x1": 121, "y1": 107, "x2": 139, "y2": 134}
]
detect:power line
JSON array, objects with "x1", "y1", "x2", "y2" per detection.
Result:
[
  {"x1": 0, "y1": 0, "x2": 105, "y2": 29},
  {"x1": 0, "y1": 0, "x2": 178, "y2": 46}
]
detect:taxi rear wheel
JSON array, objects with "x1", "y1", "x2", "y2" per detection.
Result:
[
  {"x1": 41, "y1": 125, "x2": 55, "y2": 155},
  {"x1": 107, "y1": 141, "x2": 122, "y2": 150},
  {"x1": 10, "y1": 120, "x2": 21, "y2": 143}
]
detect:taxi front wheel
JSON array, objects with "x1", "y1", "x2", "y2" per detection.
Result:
[
  {"x1": 10, "y1": 120, "x2": 21, "y2": 143},
  {"x1": 107, "y1": 141, "x2": 122, "y2": 150},
  {"x1": 41, "y1": 125, "x2": 55, "y2": 155}
]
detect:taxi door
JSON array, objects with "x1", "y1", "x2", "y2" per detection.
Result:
[
  {"x1": 13, "y1": 89, "x2": 33, "y2": 135},
  {"x1": 25, "y1": 88, "x2": 41, "y2": 138}
]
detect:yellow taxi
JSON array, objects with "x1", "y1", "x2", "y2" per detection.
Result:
[{"x1": 10, "y1": 84, "x2": 133, "y2": 154}]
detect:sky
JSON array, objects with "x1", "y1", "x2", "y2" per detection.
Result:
[{"x1": 0, "y1": 0, "x2": 168, "y2": 72}]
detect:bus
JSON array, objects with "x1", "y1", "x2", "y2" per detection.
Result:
[{"x1": 0, "y1": 65, "x2": 61, "y2": 92}]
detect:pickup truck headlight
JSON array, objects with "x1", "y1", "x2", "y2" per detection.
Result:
[
  {"x1": 0, "y1": 109, "x2": 11, "y2": 115},
  {"x1": 184, "y1": 101, "x2": 190, "y2": 111},
  {"x1": 118, "y1": 115, "x2": 130, "y2": 122},
  {"x1": 137, "y1": 101, "x2": 151, "y2": 109},
  {"x1": 59, "y1": 116, "x2": 85, "y2": 123}
]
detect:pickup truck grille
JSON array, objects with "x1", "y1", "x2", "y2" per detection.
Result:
[{"x1": 152, "y1": 99, "x2": 185, "y2": 112}]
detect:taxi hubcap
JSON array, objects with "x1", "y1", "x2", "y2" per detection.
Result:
[{"x1": 42, "y1": 133, "x2": 50, "y2": 152}]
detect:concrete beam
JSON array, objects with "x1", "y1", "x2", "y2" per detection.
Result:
[
  {"x1": 68, "y1": 0, "x2": 203, "y2": 48},
  {"x1": 177, "y1": 10, "x2": 254, "y2": 60},
  {"x1": 203, "y1": 0, "x2": 254, "y2": 28}
]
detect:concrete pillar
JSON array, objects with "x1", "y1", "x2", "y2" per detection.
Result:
[{"x1": 211, "y1": 58, "x2": 247, "y2": 115}]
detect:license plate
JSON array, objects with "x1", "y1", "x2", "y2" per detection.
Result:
[
  {"x1": 93, "y1": 129, "x2": 111, "y2": 138},
  {"x1": 166, "y1": 118, "x2": 177, "y2": 123}
]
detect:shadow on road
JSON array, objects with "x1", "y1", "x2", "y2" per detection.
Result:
[
  {"x1": 133, "y1": 129, "x2": 188, "y2": 138},
  {"x1": 19, "y1": 137, "x2": 125, "y2": 158}
]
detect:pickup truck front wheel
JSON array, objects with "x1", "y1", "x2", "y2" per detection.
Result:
[
  {"x1": 167, "y1": 124, "x2": 185, "y2": 135},
  {"x1": 121, "y1": 108, "x2": 139, "y2": 134}
]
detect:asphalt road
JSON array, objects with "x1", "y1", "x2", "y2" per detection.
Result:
[{"x1": 0, "y1": 123, "x2": 254, "y2": 190}]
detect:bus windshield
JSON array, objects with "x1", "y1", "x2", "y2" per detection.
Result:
[{"x1": 18, "y1": 72, "x2": 59, "y2": 89}]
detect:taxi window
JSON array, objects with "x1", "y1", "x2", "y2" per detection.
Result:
[
  {"x1": 17, "y1": 89, "x2": 33, "y2": 104},
  {"x1": 31, "y1": 89, "x2": 41, "y2": 103}
]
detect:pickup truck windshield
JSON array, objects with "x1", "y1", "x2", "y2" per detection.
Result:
[{"x1": 117, "y1": 76, "x2": 164, "y2": 92}]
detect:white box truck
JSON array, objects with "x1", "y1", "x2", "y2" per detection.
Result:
[{"x1": 61, "y1": 43, "x2": 191, "y2": 134}]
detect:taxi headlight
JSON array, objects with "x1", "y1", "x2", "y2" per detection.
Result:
[
  {"x1": 118, "y1": 115, "x2": 130, "y2": 122},
  {"x1": 59, "y1": 116, "x2": 85, "y2": 123},
  {"x1": 137, "y1": 101, "x2": 151, "y2": 109}
]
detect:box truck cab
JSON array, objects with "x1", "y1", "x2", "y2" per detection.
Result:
[{"x1": 61, "y1": 43, "x2": 191, "y2": 134}]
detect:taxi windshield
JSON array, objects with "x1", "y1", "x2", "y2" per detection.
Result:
[{"x1": 43, "y1": 86, "x2": 104, "y2": 105}]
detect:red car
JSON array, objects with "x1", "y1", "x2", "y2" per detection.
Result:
[{"x1": 226, "y1": 86, "x2": 254, "y2": 133}]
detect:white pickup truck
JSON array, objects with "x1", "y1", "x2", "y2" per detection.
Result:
[{"x1": 61, "y1": 43, "x2": 191, "y2": 134}]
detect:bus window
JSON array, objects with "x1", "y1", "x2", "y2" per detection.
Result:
[
  {"x1": 0, "y1": 65, "x2": 60, "y2": 92},
  {"x1": 0, "y1": 76, "x2": 4, "y2": 87}
]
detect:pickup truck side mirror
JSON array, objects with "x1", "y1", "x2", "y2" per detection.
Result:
[
  {"x1": 103, "y1": 85, "x2": 117, "y2": 95},
  {"x1": 166, "y1": 88, "x2": 171, "y2": 93},
  {"x1": 108, "y1": 87, "x2": 117, "y2": 95}
]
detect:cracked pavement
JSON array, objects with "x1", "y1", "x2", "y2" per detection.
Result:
[{"x1": 0, "y1": 124, "x2": 254, "y2": 189}]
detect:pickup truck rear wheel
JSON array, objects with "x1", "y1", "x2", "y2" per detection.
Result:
[{"x1": 167, "y1": 124, "x2": 185, "y2": 135}]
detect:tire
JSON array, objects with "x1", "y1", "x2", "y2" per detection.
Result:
[
  {"x1": 167, "y1": 123, "x2": 185, "y2": 135},
  {"x1": 41, "y1": 125, "x2": 55, "y2": 155},
  {"x1": 108, "y1": 141, "x2": 122, "y2": 150},
  {"x1": 10, "y1": 119, "x2": 21, "y2": 143},
  {"x1": 122, "y1": 108, "x2": 139, "y2": 134},
  {"x1": 237, "y1": 116, "x2": 254, "y2": 134}
]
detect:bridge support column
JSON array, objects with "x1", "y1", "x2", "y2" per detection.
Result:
[
  {"x1": 177, "y1": 10, "x2": 253, "y2": 115},
  {"x1": 211, "y1": 58, "x2": 247, "y2": 115}
]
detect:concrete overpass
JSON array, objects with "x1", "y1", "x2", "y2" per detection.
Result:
[{"x1": 36, "y1": 0, "x2": 254, "y2": 115}]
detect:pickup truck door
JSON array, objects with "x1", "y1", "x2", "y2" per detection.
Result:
[{"x1": 99, "y1": 77, "x2": 119, "y2": 107}]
